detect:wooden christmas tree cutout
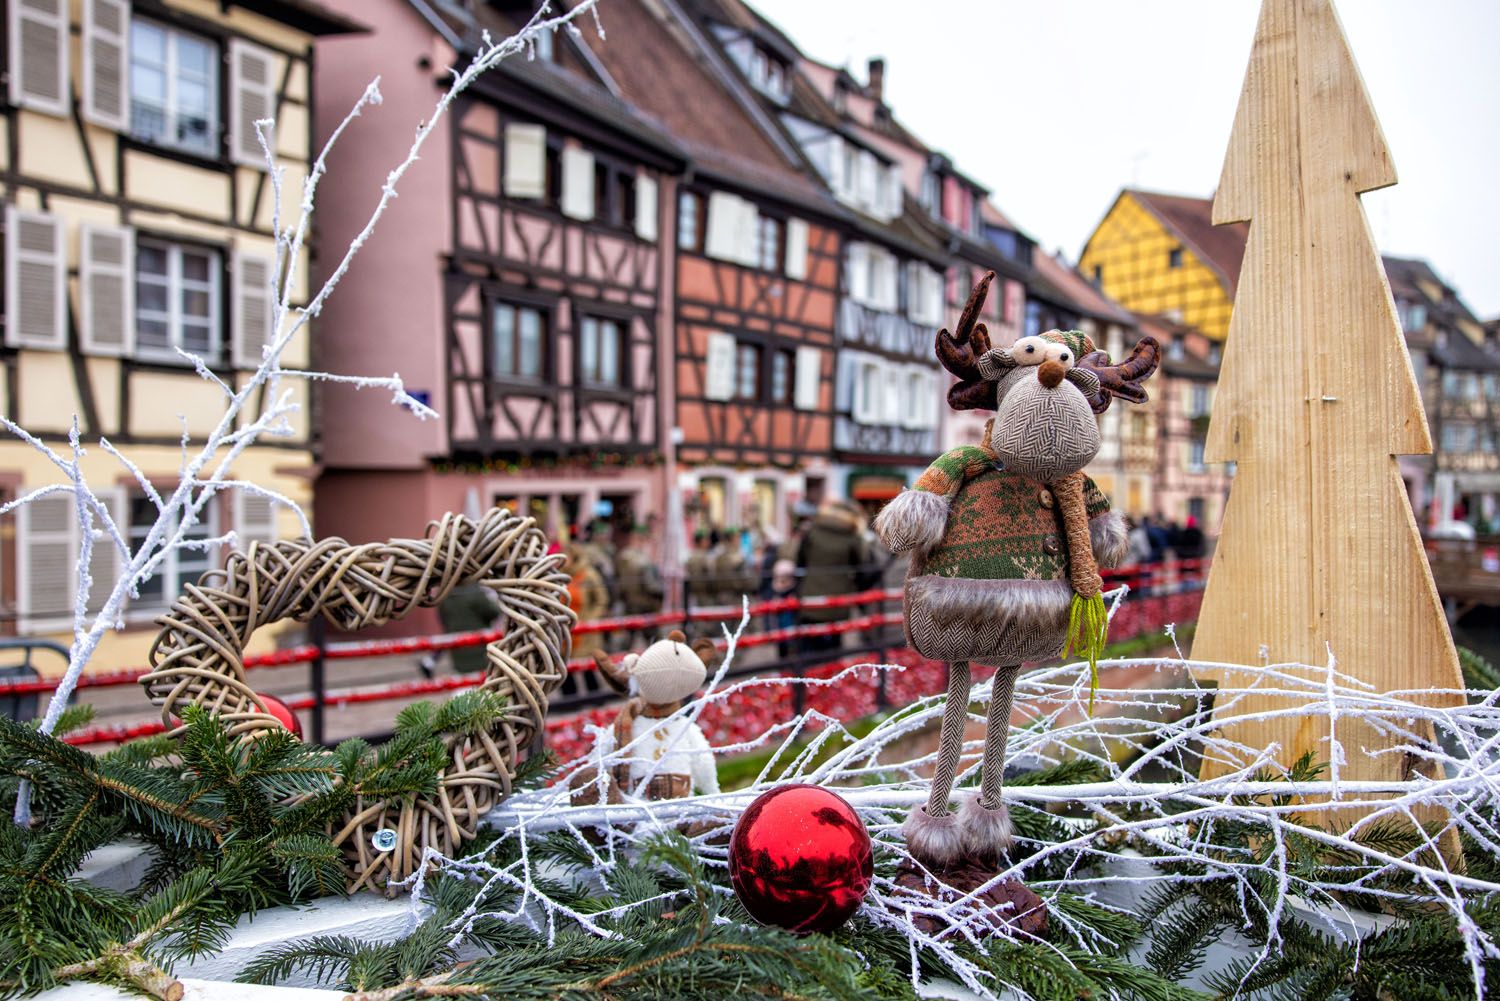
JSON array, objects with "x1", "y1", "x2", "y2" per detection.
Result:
[{"x1": 1192, "y1": 0, "x2": 1464, "y2": 829}]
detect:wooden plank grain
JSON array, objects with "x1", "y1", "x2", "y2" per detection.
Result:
[{"x1": 1192, "y1": 0, "x2": 1463, "y2": 838}]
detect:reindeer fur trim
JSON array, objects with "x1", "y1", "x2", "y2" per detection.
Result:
[
  {"x1": 1089, "y1": 510, "x2": 1129, "y2": 570},
  {"x1": 874, "y1": 489, "x2": 950, "y2": 554},
  {"x1": 958, "y1": 793, "x2": 1015, "y2": 857},
  {"x1": 906, "y1": 575, "x2": 1073, "y2": 634},
  {"x1": 903, "y1": 804, "x2": 966, "y2": 866}
]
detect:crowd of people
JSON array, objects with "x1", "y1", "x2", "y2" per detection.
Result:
[{"x1": 419, "y1": 501, "x2": 1212, "y2": 677}]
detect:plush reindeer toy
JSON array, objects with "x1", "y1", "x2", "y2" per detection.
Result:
[{"x1": 875, "y1": 271, "x2": 1159, "y2": 869}]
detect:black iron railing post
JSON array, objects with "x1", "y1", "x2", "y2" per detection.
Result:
[{"x1": 309, "y1": 617, "x2": 327, "y2": 745}]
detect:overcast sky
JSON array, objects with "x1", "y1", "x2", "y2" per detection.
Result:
[{"x1": 745, "y1": 0, "x2": 1500, "y2": 319}]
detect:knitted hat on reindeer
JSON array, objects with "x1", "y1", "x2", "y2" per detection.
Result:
[{"x1": 1039, "y1": 329, "x2": 1095, "y2": 359}]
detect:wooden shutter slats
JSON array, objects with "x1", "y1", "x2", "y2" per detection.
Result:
[
  {"x1": 5, "y1": 208, "x2": 67, "y2": 350},
  {"x1": 232, "y1": 251, "x2": 274, "y2": 368},
  {"x1": 10, "y1": 0, "x2": 69, "y2": 116},
  {"x1": 80, "y1": 224, "x2": 135, "y2": 356},
  {"x1": 230, "y1": 39, "x2": 275, "y2": 167},
  {"x1": 83, "y1": 0, "x2": 129, "y2": 129},
  {"x1": 503, "y1": 123, "x2": 547, "y2": 198}
]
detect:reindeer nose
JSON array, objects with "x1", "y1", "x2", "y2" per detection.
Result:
[{"x1": 1037, "y1": 359, "x2": 1066, "y2": 389}]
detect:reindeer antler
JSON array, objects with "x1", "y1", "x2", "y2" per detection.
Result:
[
  {"x1": 937, "y1": 271, "x2": 1000, "y2": 411},
  {"x1": 1076, "y1": 336, "x2": 1162, "y2": 414}
]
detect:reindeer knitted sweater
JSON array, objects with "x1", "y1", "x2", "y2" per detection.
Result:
[{"x1": 910, "y1": 444, "x2": 1111, "y2": 583}]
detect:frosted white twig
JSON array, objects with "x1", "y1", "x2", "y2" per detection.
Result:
[
  {"x1": 7, "y1": 1, "x2": 604, "y2": 824},
  {"x1": 429, "y1": 641, "x2": 1500, "y2": 1000}
]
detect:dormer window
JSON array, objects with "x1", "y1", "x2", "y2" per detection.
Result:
[
  {"x1": 832, "y1": 81, "x2": 848, "y2": 114},
  {"x1": 746, "y1": 44, "x2": 789, "y2": 100}
]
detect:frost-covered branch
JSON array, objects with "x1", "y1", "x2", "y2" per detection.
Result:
[
  {"x1": 7, "y1": 1, "x2": 605, "y2": 824},
  {"x1": 465, "y1": 635, "x2": 1499, "y2": 1000}
]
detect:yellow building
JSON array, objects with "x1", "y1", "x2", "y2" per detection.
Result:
[
  {"x1": 0, "y1": 0, "x2": 358, "y2": 675},
  {"x1": 1078, "y1": 189, "x2": 1245, "y2": 342}
]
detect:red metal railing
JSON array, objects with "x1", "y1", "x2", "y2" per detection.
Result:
[{"x1": 1, "y1": 559, "x2": 1207, "y2": 749}]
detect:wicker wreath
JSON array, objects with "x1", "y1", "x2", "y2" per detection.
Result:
[{"x1": 138, "y1": 508, "x2": 573, "y2": 892}]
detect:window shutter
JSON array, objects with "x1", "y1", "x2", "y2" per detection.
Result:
[
  {"x1": 235, "y1": 490, "x2": 278, "y2": 548},
  {"x1": 705, "y1": 192, "x2": 738, "y2": 262},
  {"x1": 232, "y1": 251, "x2": 274, "y2": 369},
  {"x1": 826, "y1": 134, "x2": 845, "y2": 192},
  {"x1": 560, "y1": 146, "x2": 595, "y2": 220},
  {"x1": 83, "y1": 0, "x2": 129, "y2": 129},
  {"x1": 229, "y1": 39, "x2": 275, "y2": 167},
  {"x1": 634, "y1": 172, "x2": 658, "y2": 241},
  {"x1": 784, "y1": 218, "x2": 809, "y2": 280},
  {"x1": 847, "y1": 242, "x2": 869, "y2": 303},
  {"x1": 18, "y1": 493, "x2": 75, "y2": 632},
  {"x1": 502, "y1": 123, "x2": 547, "y2": 198},
  {"x1": 5, "y1": 208, "x2": 66, "y2": 350},
  {"x1": 735, "y1": 198, "x2": 760, "y2": 267},
  {"x1": 79, "y1": 224, "x2": 134, "y2": 356},
  {"x1": 85, "y1": 488, "x2": 125, "y2": 617},
  {"x1": 9, "y1": 0, "x2": 69, "y2": 116},
  {"x1": 885, "y1": 163, "x2": 904, "y2": 217},
  {"x1": 857, "y1": 151, "x2": 878, "y2": 207},
  {"x1": 793, "y1": 345, "x2": 821, "y2": 411},
  {"x1": 881, "y1": 362, "x2": 903, "y2": 424},
  {"x1": 874, "y1": 249, "x2": 898, "y2": 312},
  {"x1": 703, "y1": 332, "x2": 736, "y2": 401}
]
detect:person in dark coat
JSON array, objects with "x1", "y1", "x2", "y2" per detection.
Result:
[
  {"x1": 424, "y1": 582, "x2": 501, "y2": 677},
  {"x1": 1175, "y1": 516, "x2": 1206, "y2": 560},
  {"x1": 796, "y1": 499, "x2": 872, "y2": 653}
]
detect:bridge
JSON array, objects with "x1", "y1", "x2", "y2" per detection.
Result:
[{"x1": 1427, "y1": 536, "x2": 1500, "y2": 621}]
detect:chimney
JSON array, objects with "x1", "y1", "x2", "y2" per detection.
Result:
[{"x1": 867, "y1": 57, "x2": 885, "y2": 103}]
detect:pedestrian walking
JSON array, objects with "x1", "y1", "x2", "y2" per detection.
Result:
[{"x1": 796, "y1": 499, "x2": 872, "y2": 655}]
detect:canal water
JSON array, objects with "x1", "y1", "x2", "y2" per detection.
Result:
[{"x1": 1453, "y1": 606, "x2": 1500, "y2": 672}]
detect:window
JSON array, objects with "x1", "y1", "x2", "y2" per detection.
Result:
[
  {"x1": 579, "y1": 315, "x2": 626, "y2": 388},
  {"x1": 594, "y1": 160, "x2": 636, "y2": 229},
  {"x1": 1190, "y1": 384, "x2": 1210, "y2": 418},
  {"x1": 128, "y1": 493, "x2": 216, "y2": 614},
  {"x1": 1169, "y1": 335, "x2": 1185, "y2": 360},
  {"x1": 678, "y1": 190, "x2": 705, "y2": 252},
  {"x1": 1399, "y1": 300, "x2": 1428, "y2": 333},
  {"x1": 534, "y1": 25, "x2": 556, "y2": 61},
  {"x1": 1168, "y1": 246, "x2": 1184, "y2": 269},
  {"x1": 135, "y1": 239, "x2": 220, "y2": 361},
  {"x1": 1207, "y1": 343, "x2": 1222, "y2": 365},
  {"x1": 735, "y1": 343, "x2": 761, "y2": 401},
  {"x1": 491, "y1": 301, "x2": 546, "y2": 381},
  {"x1": 770, "y1": 349, "x2": 793, "y2": 404},
  {"x1": 545, "y1": 141, "x2": 564, "y2": 209},
  {"x1": 1187, "y1": 440, "x2": 1206, "y2": 473},
  {"x1": 1187, "y1": 496, "x2": 1206, "y2": 523},
  {"x1": 756, "y1": 216, "x2": 785, "y2": 272},
  {"x1": 1092, "y1": 265, "x2": 1103, "y2": 284},
  {"x1": 905, "y1": 370, "x2": 925, "y2": 426},
  {"x1": 130, "y1": 20, "x2": 218, "y2": 157},
  {"x1": 832, "y1": 81, "x2": 848, "y2": 114}
]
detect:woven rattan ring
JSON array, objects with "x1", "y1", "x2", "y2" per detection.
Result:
[{"x1": 138, "y1": 508, "x2": 573, "y2": 892}]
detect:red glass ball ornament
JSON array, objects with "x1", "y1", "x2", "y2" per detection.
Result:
[
  {"x1": 728, "y1": 783, "x2": 873, "y2": 934},
  {"x1": 258, "y1": 694, "x2": 304, "y2": 740}
]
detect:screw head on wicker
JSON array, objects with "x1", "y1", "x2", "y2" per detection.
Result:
[{"x1": 138, "y1": 508, "x2": 574, "y2": 893}]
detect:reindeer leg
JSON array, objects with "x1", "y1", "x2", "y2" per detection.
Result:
[
  {"x1": 902, "y1": 660, "x2": 970, "y2": 868},
  {"x1": 960, "y1": 666, "x2": 1021, "y2": 865}
]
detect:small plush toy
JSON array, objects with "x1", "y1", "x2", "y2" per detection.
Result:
[
  {"x1": 874, "y1": 271, "x2": 1159, "y2": 869},
  {"x1": 573, "y1": 631, "x2": 721, "y2": 803}
]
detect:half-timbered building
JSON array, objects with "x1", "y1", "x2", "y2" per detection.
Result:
[
  {"x1": 1, "y1": 0, "x2": 357, "y2": 669},
  {"x1": 584, "y1": 0, "x2": 844, "y2": 539},
  {"x1": 677, "y1": 0, "x2": 963, "y2": 514},
  {"x1": 312, "y1": 0, "x2": 685, "y2": 578}
]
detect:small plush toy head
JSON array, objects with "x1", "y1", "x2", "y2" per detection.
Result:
[
  {"x1": 981, "y1": 329, "x2": 1104, "y2": 481},
  {"x1": 621, "y1": 630, "x2": 714, "y2": 704}
]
